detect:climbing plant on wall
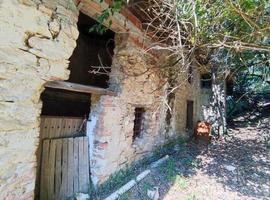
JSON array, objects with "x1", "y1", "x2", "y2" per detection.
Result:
[{"x1": 89, "y1": 0, "x2": 126, "y2": 34}]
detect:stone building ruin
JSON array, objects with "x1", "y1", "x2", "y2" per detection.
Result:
[{"x1": 0, "y1": 0, "x2": 226, "y2": 199}]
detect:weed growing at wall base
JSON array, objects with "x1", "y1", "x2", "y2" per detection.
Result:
[{"x1": 90, "y1": 136, "x2": 188, "y2": 199}]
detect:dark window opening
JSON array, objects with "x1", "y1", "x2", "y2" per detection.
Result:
[
  {"x1": 41, "y1": 88, "x2": 91, "y2": 117},
  {"x1": 188, "y1": 66, "x2": 193, "y2": 84},
  {"x1": 201, "y1": 73, "x2": 212, "y2": 89},
  {"x1": 68, "y1": 12, "x2": 115, "y2": 88},
  {"x1": 186, "y1": 100, "x2": 194, "y2": 129},
  {"x1": 226, "y1": 78, "x2": 234, "y2": 96},
  {"x1": 133, "y1": 108, "x2": 145, "y2": 141}
]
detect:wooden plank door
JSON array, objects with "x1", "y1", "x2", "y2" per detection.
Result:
[
  {"x1": 40, "y1": 116, "x2": 85, "y2": 139},
  {"x1": 40, "y1": 137, "x2": 90, "y2": 200}
]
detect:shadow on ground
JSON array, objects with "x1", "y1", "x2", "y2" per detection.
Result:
[{"x1": 122, "y1": 112, "x2": 270, "y2": 200}]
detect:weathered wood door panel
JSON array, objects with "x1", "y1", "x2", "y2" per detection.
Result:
[
  {"x1": 40, "y1": 116, "x2": 85, "y2": 139},
  {"x1": 40, "y1": 137, "x2": 90, "y2": 200}
]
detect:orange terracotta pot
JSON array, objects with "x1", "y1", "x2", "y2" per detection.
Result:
[{"x1": 196, "y1": 121, "x2": 212, "y2": 141}]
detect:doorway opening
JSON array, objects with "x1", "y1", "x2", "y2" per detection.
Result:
[
  {"x1": 35, "y1": 11, "x2": 115, "y2": 199},
  {"x1": 186, "y1": 100, "x2": 194, "y2": 130},
  {"x1": 39, "y1": 11, "x2": 115, "y2": 140}
]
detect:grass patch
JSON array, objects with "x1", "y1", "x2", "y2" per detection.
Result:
[
  {"x1": 90, "y1": 137, "x2": 188, "y2": 199},
  {"x1": 185, "y1": 195, "x2": 198, "y2": 200},
  {"x1": 166, "y1": 159, "x2": 177, "y2": 181},
  {"x1": 175, "y1": 174, "x2": 188, "y2": 189},
  {"x1": 90, "y1": 165, "x2": 139, "y2": 199},
  {"x1": 181, "y1": 157, "x2": 200, "y2": 168},
  {"x1": 119, "y1": 192, "x2": 129, "y2": 200},
  {"x1": 142, "y1": 182, "x2": 154, "y2": 192}
]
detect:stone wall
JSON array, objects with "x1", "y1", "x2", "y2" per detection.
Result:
[
  {"x1": 88, "y1": 34, "x2": 206, "y2": 185},
  {"x1": 0, "y1": 0, "x2": 226, "y2": 198},
  {"x1": 0, "y1": 0, "x2": 79, "y2": 198},
  {"x1": 173, "y1": 65, "x2": 227, "y2": 137},
  {"x1": 200, "y1": 72, "x2": 227, "y2": 135},
  {"x1": 173, "y1": 65, "x2": 202, "y2": 137},
  {"x1": 88, "y1": 34, "x2": 171, "y2": 185}
]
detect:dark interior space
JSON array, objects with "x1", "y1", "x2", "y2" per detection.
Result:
[
  {"x1": 40, "y1": 12, "x2": 115, "y2": 118},
  {"x1": 41, "y1": 88, "x2": 91, "y2": 117},
  {"x1": 133, "y1": 107, "x2": 145, "y2": 141},
  {"x1": 68, "y1": 12, "x2": 115, "y2": 88},
  {"x1": 226, "y1": 77, "x2": 234, "y2": 95},
  {"x1": 201, "y1": 73, "x2": 212, "y2": 89},
  {"x1": 186, "y1": 100, "x2": 194, "y2": 130}
]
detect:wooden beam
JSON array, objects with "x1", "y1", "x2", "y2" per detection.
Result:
[{"x1": 45, "y1": 81, "x2": 117, "y2": 96}]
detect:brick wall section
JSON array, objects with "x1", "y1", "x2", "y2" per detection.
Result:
[
  {"x1": 87, "y1": 33, "x2": 217, "y2": 186},
  {"x1": 0, "y1": 0, "x2": 79, "y2": 199},
  {"x1": 89, "y1": 34, "x2": 175, "y2": 185}
]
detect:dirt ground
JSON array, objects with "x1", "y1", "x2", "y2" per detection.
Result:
[{"x1": 120, "y1": 117, "x2": 270, "y2": 200}]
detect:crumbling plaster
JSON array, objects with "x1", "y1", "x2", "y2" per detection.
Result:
[
  {"x1": 87, "y1": 34, "x2": 204, "y2": 185},
  {"x1": 88, "y1": 35, "x2": 169, "y2": 185}
]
